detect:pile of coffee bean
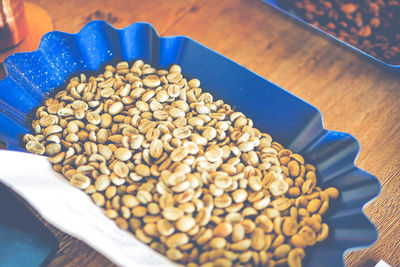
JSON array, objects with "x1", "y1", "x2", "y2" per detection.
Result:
[
  {"x1": 24, "y1": 60, "x2": 339, "y2": 267},
  {"x1": 279, "y1": 0, "x2": 400, "y2": 65}
]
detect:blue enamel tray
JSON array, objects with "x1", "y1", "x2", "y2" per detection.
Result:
[
  {"x1": 0, "y1": 21, "x2": 380, "y2": 266},
  {"x1": 261, "y1": 0, "x2": 400, "y2": 71}
]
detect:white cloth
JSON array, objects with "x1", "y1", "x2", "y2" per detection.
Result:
[
  {"x1": 375, "y1": 260, "x2": 391, "y2": 267},
  {"x1": 0, "y1": 151, "x2": 177, "y2": 267}
]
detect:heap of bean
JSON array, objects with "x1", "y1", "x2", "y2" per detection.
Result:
[
  {"x1": 24, "y1": 60, "x2": 339, "y2": 267},
  {"x1": 279, "y1": 0, "x2": 400, "y2": 65}
]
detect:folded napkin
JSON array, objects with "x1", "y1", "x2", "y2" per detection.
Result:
[
  {"x1": 0, "y1": 151, "x2": 176, "y2": 267},
  {"x1": 376, "y1": 260, "x2": 391, "y2": 267}
]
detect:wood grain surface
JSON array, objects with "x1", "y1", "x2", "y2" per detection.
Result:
[{"x1": 1, "y1": 0, "x2": 400, "y2": 266}]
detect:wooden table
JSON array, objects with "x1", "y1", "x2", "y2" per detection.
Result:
[{"x1": 1, "y1": 0, "x2": 400, "y2": 266}]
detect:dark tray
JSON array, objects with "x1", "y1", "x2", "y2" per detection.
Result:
[
  {"x1": 261, "y1": 0, "x2": 400, "y2": 71},
  {"x1": 0, "y1": 182, "x2": 58, "y2": 266}
]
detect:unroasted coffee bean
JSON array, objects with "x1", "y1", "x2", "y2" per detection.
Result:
[{"x1": 24, "y1": 61, "x2": 339, "y2": 267}]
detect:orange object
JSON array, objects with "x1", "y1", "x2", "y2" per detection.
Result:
[
  {"x1": 0, "y1": 0, "x2": 28, "y2": 50},
  {"x1": 0, "y1": 2, "x2": 53, "y2": 62}
]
